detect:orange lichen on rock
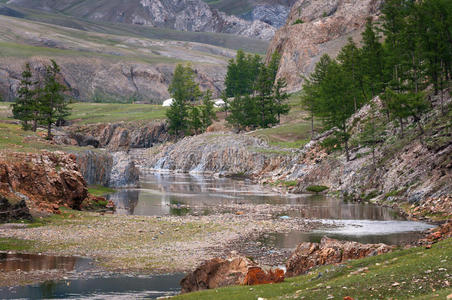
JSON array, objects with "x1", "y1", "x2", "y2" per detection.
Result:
[{"x1": 243, "y1": 266, "x2": 285, "y2": 285}]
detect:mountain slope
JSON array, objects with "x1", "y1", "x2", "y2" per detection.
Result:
[
  {"x1": 6, "y1": 0, "x2": 276, "y2": 40},
  {"x1": 0, "y1": 15, "x2": 233, "y2": 102}
]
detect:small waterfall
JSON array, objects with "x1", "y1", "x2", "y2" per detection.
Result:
[{"x1": 154, "y1": 156, "x2": 169, "y2": 171}]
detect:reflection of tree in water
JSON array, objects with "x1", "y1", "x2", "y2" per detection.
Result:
[
  {"x1": 40, "y1": 280, "x2": 58, "y2": 298},
  {"x1": 169, "y1": 200, "x2": 190, "y2": 216},
  {"x1": 107, "y1": 190, "x2": 140, "y2": 215},
  {"x1": 0, "y1": 253, "x2": 77, "y2": 272}
]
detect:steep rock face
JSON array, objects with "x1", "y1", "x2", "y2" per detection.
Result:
[
  {"x1": 286, "y1": 237, "x2": 394, "y2": 277},
  {"x1": 75, "y1": 150, "x2": 139, "y2": 188},
  {"x1": 65, "y1": 122, "x2": 170, "y2": 151},
  {"x1": 242, "y1": 4, "x2": 291, "y2": 28},
  {"x1": 147, "y1": 133, "x2": 291, "y2": 176},
  {"x1": 0, "y1": 57, "x2": 225, "y2": 102},
  {"x1": 266, "y1": 0, "x2": 382, "y2": 91},
  {"x1": 0, "y1": 152, "x2": 88, "y2": 213},
  {"x1": 7, "y1": 0, "x2": 276, "y2": 40}
]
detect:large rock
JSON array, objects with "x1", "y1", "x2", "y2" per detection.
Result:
[
  {"x1": 286, "y1": 237, "x2": 394, "y2": 277},
  {"x1": 266, "y1": 0, "x2": 383, "y2": 91},
  {"x1": 0, "y1": 196, "x2": 32, "y2": 223},
  {"x1": 75, "y1": 150, "x2": 139, "y2": 188},
  {"x1": 65, "y1": 122, "x2": 169, "y2": 151},
  {"x1": 0, "y1": 151, "x2": 88, "y2": 213},
  {"x1": 180, "y1": 256, "x2": 284, "y2": 293},
  {"x1": 148, "y1": 132, "x2": 292, "y2": 177}
]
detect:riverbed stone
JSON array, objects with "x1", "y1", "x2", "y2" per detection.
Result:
[{"x1": 286, "y1": 237, "x2": 395, "y2": 277}]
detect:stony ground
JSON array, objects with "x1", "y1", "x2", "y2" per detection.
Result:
[{"x1": 0, "y1": 206, "x2": 322, "y2": 286}]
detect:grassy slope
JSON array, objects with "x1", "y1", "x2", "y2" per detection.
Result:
[
  {"x1": 249, "y1": 92, "x2": 321, "y2": 148},
  {"x1": 0, "y1": 3, "x2": 268, "y2": 54},
  {"x1": 0, "y1": 101, "x2": 167, "y2": 151},
  {"x1": 176, "y1": 238, "x2": 452, "y2": 300},
  {"x1": 67, "y1": 103, "x2": 167, "y2": 124}
]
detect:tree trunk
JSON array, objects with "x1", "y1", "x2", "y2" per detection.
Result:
[
  {"x1": 399, "y1": 117, "x2": 404, "y2": 138},
  {"x1": 46, "y1": 122, "x2": 52, "y2": 140},
  {"x1": 344, "y1": 137, "x2": 350, "y2": 162},
  {"x1": 311, "y1": 113, "x2": 315, "y2": 139}
]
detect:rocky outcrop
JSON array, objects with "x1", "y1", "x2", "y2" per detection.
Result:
[
  {"x1": 286, "y1": 237, "x2": 394, "y2": 277},
  {"x1": 0, "y1": 196, "x2": 32, "y2": 223},
  {"x1": 75, "y1": 150, "x2": 139, "y2": 188},
  {"x1": 180, "y1": 256, "x2": 284, "y2": 293},
  {"x1": 148, "y1": 133, "x2": 292, "y2": 176},
  {"x1": 7, "y1": 0, "x2": 276, "y2": 40},
  {"x1": 266, "y1": 0, "x2": 383, "y2": 91},
  {"x1": 242, "y1": 4, "x2": 291, "y2": 28},
  {"x1": 0, "y1": 151, "x2": 88, "y2": 214},
  {"x1": 64, "y1": 122, "x2": 169, "y2": 151}
]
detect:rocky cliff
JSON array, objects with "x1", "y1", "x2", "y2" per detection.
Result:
[
  {"x1": 0, "y1": 151, "x2": 88, "y2": 215},
  {"x1": 145, "y1": 92, "x2": 452, "y2": 218},
  {"x1": 7, "y1": 0, "x2": 276, "y2": 40},
  {"x1": 266, "y1": 0, "x2": 382, "y2": 91},
  {"x1": 75, "y1": 150, "x2": 139, "y2": 188},
  {"x1": 61, "y1": 122, "x2": 170, "y2": 151},
  {"x1": 146, "y1": 133, "x2": 292, "y2": 176}
]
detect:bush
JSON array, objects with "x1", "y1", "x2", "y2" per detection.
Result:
[
  {"x1": 306, "y1": 185, "x2": 329, "y2": 193},
  {"x1": 292, "y1": 19, "x2": 304, "y2": 25}
]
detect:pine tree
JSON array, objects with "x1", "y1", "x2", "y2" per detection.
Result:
[
  {"x1": 167, "y1": 64, "x2": 201, "y2": 136},
  {"x1": 273, "y1": 78, "x2": 290, "y2": 123},
  {"x1": 255, "y1": 65, "x2": 277, "y2": 128},
  {"x1": 358, "y1": 103, "x2": 385, "y2": 170},
  {"x1": 38, "y1": 60, "x2": 69, "y2": 140},
  {"x1": 200, "y1": 90, "x2": 217, "y2": 132},
  {"x1": 12, "y1": 63, "x2": 35, "y2": 130},
  {"x1": 189, "y1": 106, "x2": 202, "y2": 135},
  {"x1": 226, "y1": 95, "x2": 245, "y2": 131},
  {"x1": 301, "y1": 54, "x2": 332, "y2": 138}
]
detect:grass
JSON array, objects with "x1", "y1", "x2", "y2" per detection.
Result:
[
  {"x1": 306, "y1": 185, "x2": 329, "y2": 193},
  {"x1": 249, "y1": 92, "x2": 321, "y2": 149},
  {"x1": 88, "y1": 185, "x2": 116, "y2": 197},
  {"x1": 0, "y1": 237, "x2": 35, "y2": 252},
  {"x1": 68, "y1": 102, "x2": 167, "y2": 124},
  {"x1": 175, "y1": 238, "x2": 452, "y2": 299}
]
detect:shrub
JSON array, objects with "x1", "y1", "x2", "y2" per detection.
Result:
[{"x1": 292, "y1": 19, "x2": 304, "y2": 25}]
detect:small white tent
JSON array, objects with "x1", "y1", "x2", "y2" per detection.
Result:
[
  {"x1": 214, "y1": 99, "x2": 225, "y2": 108},
  {"x1": 162, "y1": 98, "x2": 174, "y2": 107}
]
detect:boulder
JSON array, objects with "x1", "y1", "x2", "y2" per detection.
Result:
[
  {"x1": 180, "y1": 256, "x2": 285, "y2": 293},
  {"x1": 0, "y1": 151, "x2": 88, "y2": 214},
  {"x1": 286, "y1": 237, "x2": 394, "y2": 277},
  {"x1": 0, "y1": 196, "x2": 32, "y2": 223}
]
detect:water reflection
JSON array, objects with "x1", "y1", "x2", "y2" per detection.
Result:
[
  {"x1": 0, "y1": 253, "x2": 92, "y2": 273},
  {"x1": 107, "y1": 173, "x2": 405, "y2": 220},
  {"x1": 0, "y1": 274, "x2": 184, "y2": 299},
  {"x1": 260, "y1": 220, "x2": 434, "y2": 248}
]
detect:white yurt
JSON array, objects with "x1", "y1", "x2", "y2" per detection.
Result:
[
  {"x1": 162, "y1": 98, "x2": 174, "y2": 107},
  {"x1": 214, "y1": 99, "x2": 225, "y2": 108}
]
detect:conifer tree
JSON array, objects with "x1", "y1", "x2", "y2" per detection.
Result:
[
  {"x1": 12, "y1": 63, "x2": 35, "y2": 130},
  {"x1": 167, "y1": 64, "x2": 201, "y2": 136},
  {"x1": 189, "y1": 106, "x2": 202, "y2": 135},
  {"x1": 273, "y1": 78, "x2": 290, "y2": 123},
  {"x1": 38, "y1": 60, "x2": 69, "y2": 140},
  {"x1": 200, "y1": 90, "x2": 217, "y2": 132}
]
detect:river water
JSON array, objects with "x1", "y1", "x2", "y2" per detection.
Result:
[{"x1": 0, "y1": 172, "x2": 434, "y2": 299}]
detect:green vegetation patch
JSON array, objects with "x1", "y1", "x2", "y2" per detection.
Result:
[
  {"x1": 88, "y1": 185, "x2": 116, "y2": 197},
  {"x1": 306, "y1": 185, "x2": 329, "y2": 193},
  {"x1": 175, "y1": 238, "x2": 452, "y2": 300},
  {"x1": 68, "y1": 103, "x2": 167, "y2": 124},
  {"x1": 0, "y1": 237, "x2": 35, "y2": 252}
]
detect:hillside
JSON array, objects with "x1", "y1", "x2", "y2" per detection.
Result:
[
  {"x1": 5, "y1": 0, "x2": 276, "y2": 40},
  {"x1": 0, "y1": 15, "x2": 234, "y2": 102}
]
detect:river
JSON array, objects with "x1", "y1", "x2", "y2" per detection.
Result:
[{"x1": 0, "y1": 172, "x2": 434, "y2": 299}]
